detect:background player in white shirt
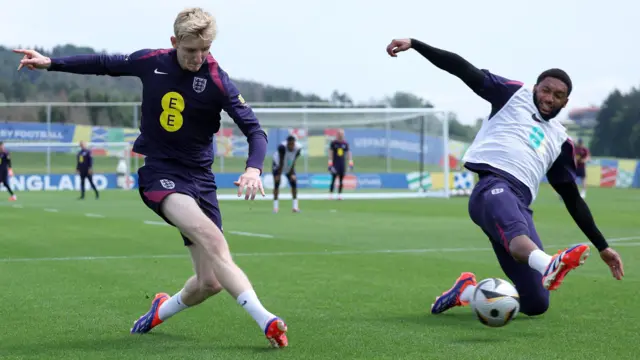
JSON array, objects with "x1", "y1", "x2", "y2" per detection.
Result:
[
  {"x1": 387, "y1": 38, "x2": 623, "y2": 319},
  {"x1": 272, "y1": 135, "x2": 302, "y2": 213}
]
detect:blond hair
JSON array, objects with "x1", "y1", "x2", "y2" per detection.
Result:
[{"x1": 173, "y1": 7, "x2": 217, "y2": 42}]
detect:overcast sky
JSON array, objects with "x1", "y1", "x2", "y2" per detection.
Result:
[{"x1": 1, "y1": 0, "x2": 636, "y2": 124}]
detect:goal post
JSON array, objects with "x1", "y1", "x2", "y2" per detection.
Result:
[
  {"x1": 219, "y1": 107, "x2": 454, "y2": 198},
  {"x1": 1, "y1": 141, "x2": 135, "y2": 191}
]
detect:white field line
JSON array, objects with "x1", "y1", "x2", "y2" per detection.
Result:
[
  {"x1": 143, "y1": 220, "x2": 168, "y2": 226},
  {"x1": 142, "y1": 221, "x2": 273, "y2": 238},
  {"x1": 1, "y1": 237, "x2": 639, "y2": 263},
  {"x1": 85, "y1": 213, "x2": 105, "y2": 218},
  {"x1": 228, "y1": 231, "x2": 274, "y2": 239},
  {"x1": 6, "y1": 204, "x2": 640, "y2": 263}
]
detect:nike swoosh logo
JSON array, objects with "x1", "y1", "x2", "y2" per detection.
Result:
[{"x1": 154, "y1": 69, "x2": 167, "y2": 75}]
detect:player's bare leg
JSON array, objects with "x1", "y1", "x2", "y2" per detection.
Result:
[
  {"x1": 154, "y1": 245, "x2": 226, "y2": 323},
  {"x1": 510, "y1": 235, "x2": 590, "y2": 290},
  {"x1": 130, "y1": 267, "x2": 222, "y2": 335},
  {"x1": 272, "y1": 175, "x2": 281, "y2": 213},
  {"x1": 153, "y1": 193, "x2": 287, "y2": 347},
  {"x1": 290, "y1": 175, "x2": 300, "y2": 212}
]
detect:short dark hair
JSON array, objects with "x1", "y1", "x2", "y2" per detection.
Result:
[
  {"x1": 286, "y1": 135, "x2": 296, "y2": 142},
  {"x1": 537, "y1": 68, "x2": 572, "y2": 95}
]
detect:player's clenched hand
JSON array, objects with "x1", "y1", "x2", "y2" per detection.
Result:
[
  {"x1": 13, "y1": 49, "x2": 51, "y2": 70},
  {"x1": 234, "y1": 167, "x2": 265, "y2": 200},
  {"x1": 386, "y1": 39, "x2": 412, "y2": 57},
  {"x1": 600, "y1": 247, "x2": 624, "y2": 280}
]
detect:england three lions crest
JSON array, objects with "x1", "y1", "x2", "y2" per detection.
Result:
[{"x1": 193, "y1": 77, "x2": 207, "y2": 93}]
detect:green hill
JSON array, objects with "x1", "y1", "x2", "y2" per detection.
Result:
[{"x1": 0, "y1": 44, "x2": 327, "y2": 127}]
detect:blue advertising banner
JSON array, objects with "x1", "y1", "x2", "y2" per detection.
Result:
[
  {"x1": 0, "y1": 173, "x2": 136, "y2": 192},
  {"x1": 0, "y1": 122, "x2": 75, "y2": 143},
  {"x1": 0, "y1": 173, "x2": 410, "y2": 191}
]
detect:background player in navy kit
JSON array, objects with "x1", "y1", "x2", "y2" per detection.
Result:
[
  {"x1": 76, "y1": 141, "x2": 99, "y2": 200},
  {"x1": 387, "y1": 38, "x2": 623, "y2": 318},
  {"x1": 14, "y1": 8, "x2": 288, "y2": 348},
  {"x1": 0, "y1": 142, "x2": 16, "y2": 201},
  {"x1": 328, "y1": 129, "x2": 353, "y2": 200},
  {"x1": 272, "y1": 135, "x2": 301, "y2": 213},
  {"x1": 575, "y1": 138, "x2": 590, "y2": 198}
]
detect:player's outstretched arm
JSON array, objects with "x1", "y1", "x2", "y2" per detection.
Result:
[
  {"x1": 347, "y1": 148, "x2": 354, "y2": 169},
  {"x1": 548, "y1": 142, "x2": 624, "y2": 280},
  {"x1": 386, "y1": 38, "x2": 486, "y2": 93},
  {"x1": 215, "y1": 67, "x2": 267, "y2": 173},
  {"x1": 215, "y1": 66, "x2": 267, "y2": 199},
  {"x1": 14, "y1": 48, "x2": 147, "y2": 77},
  {"x1": 552, "y1": 180, "x2": 624, "y2": 280}
]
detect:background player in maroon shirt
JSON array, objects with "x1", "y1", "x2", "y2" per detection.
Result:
[
  {"x1": 15, "y1": 7, "x2": 288, "y2": 348},
  {"x1": 575, "y1": 138, "x2": 590, "y2": 198},
  {"x1": 327, "y1": 129, "x2": 353, "y2": 200},
  {"x1": 0, "y1": 142, "x2": 16, "y2": 201}
]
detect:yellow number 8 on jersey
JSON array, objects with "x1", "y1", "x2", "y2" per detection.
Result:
[{"x1": 160, "y1": 92, "x2": 185, "y2": 132}]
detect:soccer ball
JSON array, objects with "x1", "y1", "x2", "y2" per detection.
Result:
[{"x1": 471, "y1": 278, "x2": 520, "y2": 328}]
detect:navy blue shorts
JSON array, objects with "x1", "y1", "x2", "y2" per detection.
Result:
[
  {"x1": 138, "y1": 159, "x2": 222, "y2": 246},
  {"x1": 330, "y1": 164, "x2": 345, "y2": 176},
  {"x1": 272, "y1": 161, "x2": 296, "y2": 186},
  {"x1": 576, "y1": 166, "x2": 586, "y2": 178},
  {"x1": 0, "y1": 170, "x2": 7, "y2": 183},
  {"x1": 467, "y1": 174, "x2": 549, "y2": 315}
]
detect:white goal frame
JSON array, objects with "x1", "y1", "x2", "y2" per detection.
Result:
[
  {"x1": 0, "y1": 103, "x2": 454, "y2": 199},
  {"x1": 221, "y1": 107, "x2": 452, "y2": 199}
]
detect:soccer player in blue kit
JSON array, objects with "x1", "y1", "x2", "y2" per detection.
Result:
[
  {"x1": 328, "y1": 129, "x2": 353, "y2": 200},
  {"x1": 386, "y1": 38, "x2": 624, "y2": 318},
  {"x1": 76, "y1": 141, "x2": 99, "y2": 200},
  {"x1": 15, "y1": 8, "x2": 288, "y2": 348}
]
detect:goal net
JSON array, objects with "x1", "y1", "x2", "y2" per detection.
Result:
[
  {"x1": 218, "y1": 107, "x2": 454, "y2": 199},
  {"x1": 1, "y1": 141, "x2": 135, "y2": 192}
]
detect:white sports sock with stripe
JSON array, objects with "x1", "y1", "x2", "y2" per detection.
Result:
[{"x1": 528, "y1": 249, "x2": 553, "y2": 275}]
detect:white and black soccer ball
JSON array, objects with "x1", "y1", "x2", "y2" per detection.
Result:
[{"x1": 471, "y1": 278, "x2": 520, "y2": 328}]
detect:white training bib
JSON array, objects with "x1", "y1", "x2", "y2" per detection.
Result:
[
  {"x1": 462, "y1": 86, "x2": 569, "y2": 201},
  {"x1": 272, "y1": 141, "x2": 302, "y2": 173}
]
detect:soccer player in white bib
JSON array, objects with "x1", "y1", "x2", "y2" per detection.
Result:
[
  {"x1": 272, "y1": 135, "x2": 302, "y2": 213},
  {"x1": 387, "y1": 38, "x2": 624, "y2": 318}
]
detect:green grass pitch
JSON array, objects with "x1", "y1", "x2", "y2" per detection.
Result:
[{"x1": 0, "y1": 185, "x2": 638, "y2": 359}]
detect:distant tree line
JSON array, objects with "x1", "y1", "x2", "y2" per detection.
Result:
[
  {"x1": 1, "y1": 44, "x2": 479, "y2": 142},
  {"x1": 589, "y1": 88, "x2": 640, "y2": 158}
]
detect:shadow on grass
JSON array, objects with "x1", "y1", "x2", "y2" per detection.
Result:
[{"x1": 378, "y1": 311, "x2": 541, "y2": 344}]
